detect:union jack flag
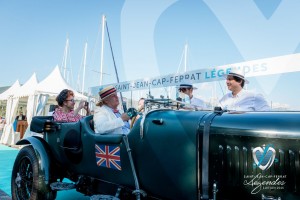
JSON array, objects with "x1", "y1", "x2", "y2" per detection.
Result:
[{"x1": 95, "y1": 144, "x2": 121, "y2": 170}]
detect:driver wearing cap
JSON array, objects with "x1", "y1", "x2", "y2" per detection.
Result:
[
  {"x1": 93, "y1": 85, "x2": 130, "y2": 134},
  {"x1": 219, "y1": 69, "x2": 270, "y2": 111},
  {"x1": 178, "y1": 83, "x2": 207, "y2": 110}
]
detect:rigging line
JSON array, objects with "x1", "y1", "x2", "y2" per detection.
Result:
[
  {"x1": 176, "y1": 46, "x2": 185, "y2": 74},
  {"x1": 105, "y1": 20, "x2": 127, "y2": 112},
  {"x1": 77, "y1": 44, "x2": 85, "y2": 91},
  {"x1": 90, "y1": 69, "x2": 110, "y2": 75},
  {"x1": 217, "y1": 80, "x2": 226, "y2": 109},
  {"x1": 170, "y1": 45, "x2": 186, "y2": 99},
  {"x1": 77, "y1": 42, "x2": 88, "y2": 93},
  {"x1": 105, "y1": 21, "x2": 119, "y2": 83},
  {"x1": 68, "y1": 46, "x2": 75, "y2": 88},
  {"x1": 88, "y1": 16, "x2": 102, "y2": 73},
  {"x1": 218, "y1": 80, "x2": 225, "y2": 96}
]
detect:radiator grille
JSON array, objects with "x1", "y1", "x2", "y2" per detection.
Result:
[{"x1": 208, "y1": 134, "x2": 300, "y2": 199}]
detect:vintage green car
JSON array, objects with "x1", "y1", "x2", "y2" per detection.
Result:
[{"x1": 10, "y1": 99, "x2": 300, "y2": 200}]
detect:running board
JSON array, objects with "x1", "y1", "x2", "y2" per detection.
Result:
[
  {"x1": 50, "y1": 182, "x2": 76, "y2": 191},
  {"x1": 90, "y1": 194, "x2": 120, "y2": 200}
]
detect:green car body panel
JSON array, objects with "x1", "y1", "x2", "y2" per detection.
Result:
[{"x1": 12, "y1": 109, "x2": 300, "y2": 199}]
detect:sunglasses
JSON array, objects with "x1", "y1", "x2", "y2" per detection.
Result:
[{"x1": 65, "y1": 99, "x2": 75, "y2": 103}]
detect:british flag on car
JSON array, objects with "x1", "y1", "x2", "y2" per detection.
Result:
[{"x1": 95, "y1": 144, "x2": 121, "y2": 170}]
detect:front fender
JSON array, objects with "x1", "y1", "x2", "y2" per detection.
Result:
[{"x1": 16, "y1": 136, "x2": 52, "y2": 187}]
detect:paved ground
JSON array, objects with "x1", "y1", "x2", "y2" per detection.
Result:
[
  {"x1": 0, "y1": 144, "x2": 90, "y2": 200},
  {"x1": 0, "y1": 189, "x2": 11, "y2": 200}
]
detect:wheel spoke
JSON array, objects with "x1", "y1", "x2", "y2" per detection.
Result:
[
  {"x1": 15, "y1": 157, "x2": 33, "y2": 199},
  {"x1": 12, "y1": 146, "x2": 55, "y2": 200}
]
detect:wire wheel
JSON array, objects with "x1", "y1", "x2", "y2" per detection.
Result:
[{"x1": 11, "y1": 145, "x2": 56, "y2": 200}]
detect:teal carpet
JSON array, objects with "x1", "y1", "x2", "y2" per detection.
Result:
[{"x1": 0, "y1": 144, "x2": 89, "y2": 199}]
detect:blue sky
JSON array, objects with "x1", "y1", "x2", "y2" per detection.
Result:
[{"x1": 1, "y1": 0, "x2": 300, "y2": 110}]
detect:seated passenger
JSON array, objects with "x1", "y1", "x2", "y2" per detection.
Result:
[
  {"x1": 219, "y1": 69, "x2": 270, "y2": 111},
  {"x1": 93, "y1": 85, "x2": 130, "y2": 134},
  {"x1": 178, "y1": 83, "x2": 207, "y2": 110},
  {"x1": 53, "y1": 89, "x2": 90, "y2": 122},
  {"x1": 130, "y1": 97, "x2": 145, "y2": 128}
]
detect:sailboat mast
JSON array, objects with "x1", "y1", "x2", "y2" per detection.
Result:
[
  {"x1": 63, "y1": 37, "x2": 69, "y2": 79},
  {"x1": 184, "y1": 43, "x2": 188, "y2": 72},
  {"x1": 173, "y1": 43, "x2": 188, "y2": 98},
  {"x1": 99, "y1": 15, "x2": 106, "y2": 85},
  {"x1": 82, "y1": 42, "x2": 87, "y2": 94}
]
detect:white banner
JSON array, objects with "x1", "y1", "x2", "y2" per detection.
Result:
[{"x1": 89, "y1": 53, "x2": 300, "y2": 95}]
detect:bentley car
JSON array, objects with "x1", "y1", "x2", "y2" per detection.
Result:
[{"x1": 10, "y1": 98, "x2": 300, "y2": 200}]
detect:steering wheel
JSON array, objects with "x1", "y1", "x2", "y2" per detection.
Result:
[
  {"x1": 126, "y1": 107, "x2": 138, "y2": 119},
  {"x1": 127, "y1": 107, "x2": 144, "y2": 128}
]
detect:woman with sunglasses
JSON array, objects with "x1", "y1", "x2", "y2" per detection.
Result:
[{"x1": 53, "y1": 89, "x2": 90, "y2": 122}]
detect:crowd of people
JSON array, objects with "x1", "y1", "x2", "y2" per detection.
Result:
[{"x1": 49, "y1": 69, "x2": 270, "y2": 135}]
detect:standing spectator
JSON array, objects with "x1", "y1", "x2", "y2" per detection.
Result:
[
  {"x1": 15, "y1": 111, "x2": 26, "y2": 121},
  {"x1": 14, "y1": 111, "x2": 26, "y2": 131}
]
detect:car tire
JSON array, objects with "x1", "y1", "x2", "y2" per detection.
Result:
[{"x1": 11, "y1": 145, "x2": 57, "y2": 200}]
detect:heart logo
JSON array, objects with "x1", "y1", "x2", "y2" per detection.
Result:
[{"x1": 252, "y1": 145, "x2": 276, "y2": 170}]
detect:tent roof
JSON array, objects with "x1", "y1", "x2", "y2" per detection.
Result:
[
  {"x1": 13, "y1": 73, "x2": 39, "y2": 98},
  {"x1": 0, "y1": 86, "x2": 10, "y2": 94},
  {"x1": 35, "y1": 65, "x2": 87, "y2": 99},
  {"x1": 0, "y1": 80, "x2": 21, "y2": 100}
]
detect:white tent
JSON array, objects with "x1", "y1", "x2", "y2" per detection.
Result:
[
  {"x1": 0, "y1": 80, "x2": 20, "y2": 100},
  {"x1": 31, "y1": 65, "x2": 86, "y2": 116},
  {"x1": 35, "y1": 65, "x2": 86, "y2": 98},
  {"x1": 0, "y1": 80, "x2": 21, "y2": 144},
  {"x1": 0, "y1": 73, "x2": 39, "y2": 145},
  {"x1": 14, "y1": 73, "x2": 39, "y2": 98},
  {"x1": 0, "y1": 66, "x2": 88, "y2": 145},
  {"x1": 13, "y1": 73, "x2": 39, "y2": 125}
]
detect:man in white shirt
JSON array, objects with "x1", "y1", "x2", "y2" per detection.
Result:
[
  {"x1": 219, "y1": 69, "x2": 270, "y2": 111},
  {"x1": 93, "y1": 85, "x2": 130, "y2": 134},
  {"x1": 178, "y1": 84, "x2": 207, "y2": 110}
]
